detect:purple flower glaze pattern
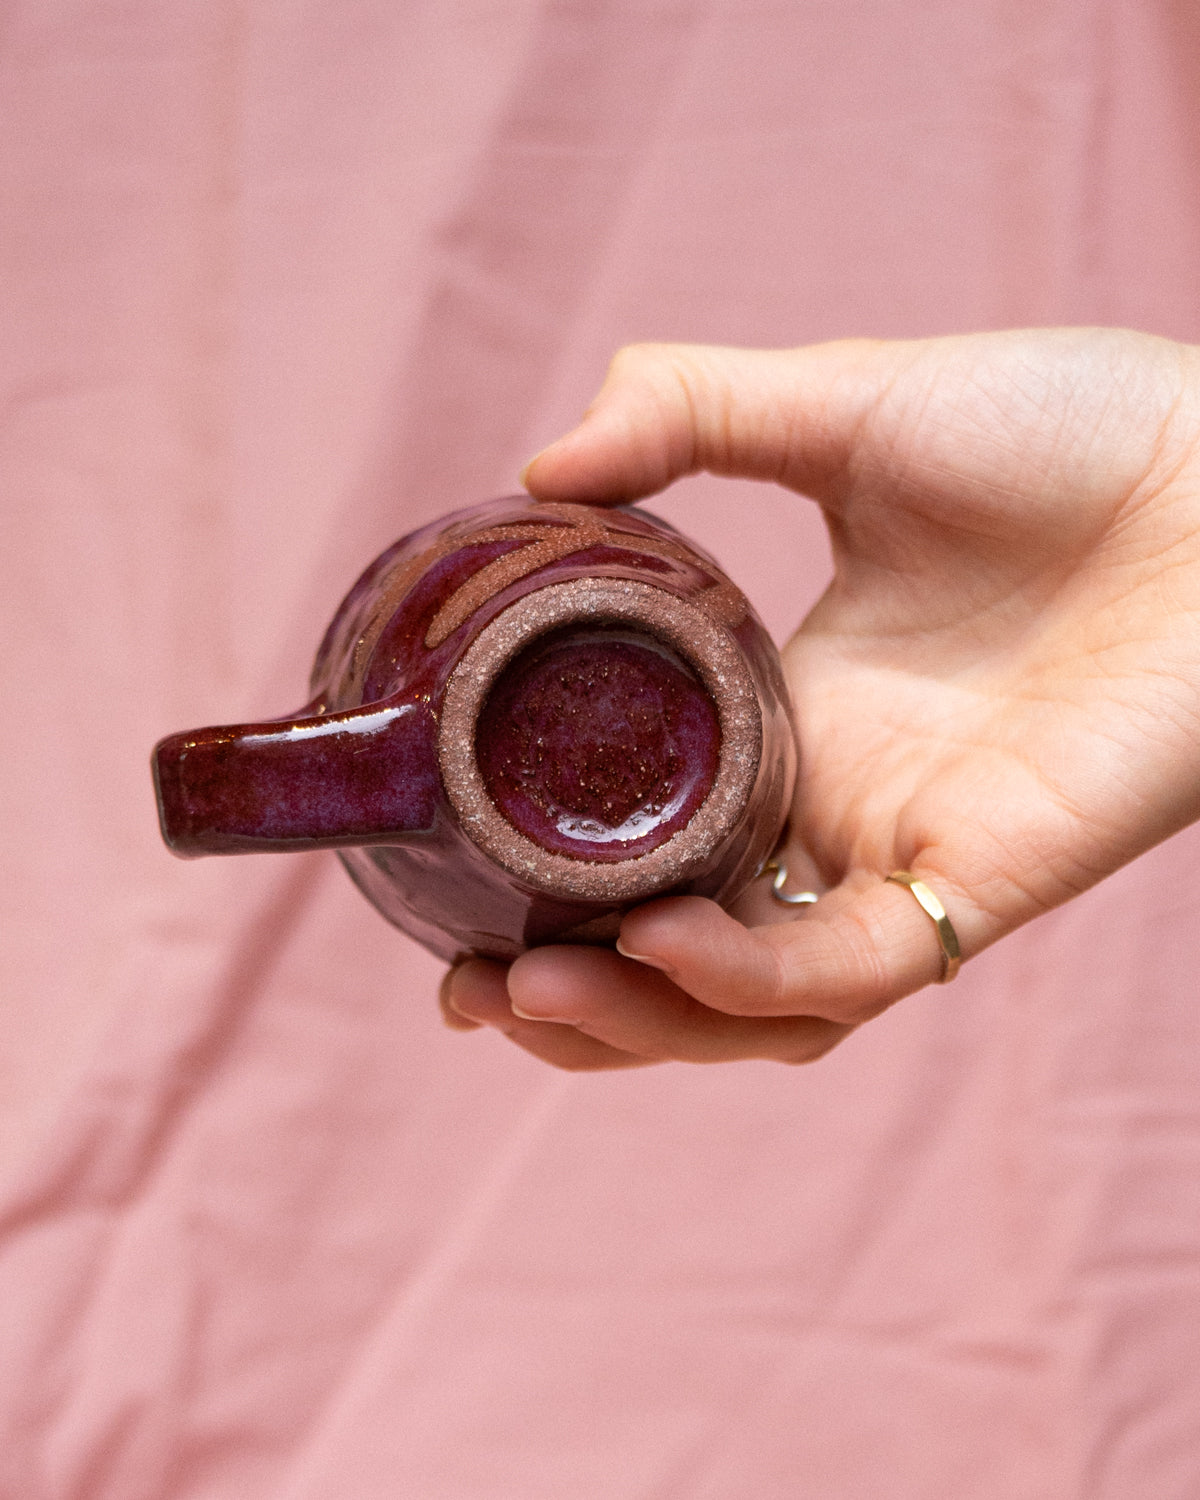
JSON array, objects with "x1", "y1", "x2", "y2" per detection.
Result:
[{"x1": 152, "y1": 497, "x2": 797, "y2": 962}]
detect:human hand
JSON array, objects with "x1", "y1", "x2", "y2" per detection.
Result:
[{"x1": 441, "y1": 329, "x2": 1200, "y2": 1067}]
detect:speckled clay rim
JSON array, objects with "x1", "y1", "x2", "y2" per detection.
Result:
[{"x1": 437, "y1": 578, "x2": 762, "y2": 902}]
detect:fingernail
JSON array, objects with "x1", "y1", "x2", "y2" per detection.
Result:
[
  {"x1": 615, "y1": 938, "x2": 675, "y2": 978},
  {"x1": 442, "y1": 1007, "x2": 482, "y2": 1031},
  {"x1": 438, "y1": 969, "x2": 481, "y2": 1030},
  {"x1": 510, "y1": 1001, "x2": 577, "y2": 1026},
  {"x1": 518, "y1": 452, "x2": 544, "y2": 488}
]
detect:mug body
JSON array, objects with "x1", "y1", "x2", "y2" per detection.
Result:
[{"x1": 312, "y1": 497, "x2": 796, "y2": 961}]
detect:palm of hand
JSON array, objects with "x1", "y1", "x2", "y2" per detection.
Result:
[{"x1": 785, "y1": 332, "x2": 1200, "y2": 946}]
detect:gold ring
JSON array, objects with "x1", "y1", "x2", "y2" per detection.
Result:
[{"x1": 886, "y1": 871, "x2": 962, "y2": 983}]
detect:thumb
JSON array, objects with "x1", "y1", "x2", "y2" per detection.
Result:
[{"x1": 521, "y1": 339, "x2": 909, "y2": 504}]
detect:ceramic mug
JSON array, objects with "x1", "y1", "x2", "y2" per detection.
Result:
[{"x1": 152, "y1": 496, "x2": 796, "y2": 962}]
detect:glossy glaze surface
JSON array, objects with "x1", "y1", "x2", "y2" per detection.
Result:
[
  {"x1": 476, "y1": 627, "x2": 720, "y2": 862},
  {"x1": 153, "y1": 497, "x2": 797, "y2": 962}
]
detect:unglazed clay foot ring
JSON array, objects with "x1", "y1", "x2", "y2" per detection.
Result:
[
  {"x1": 886, "y1": 870, "x2": 962, "y2": 983},
  {"x1": 763, "y1": 859, "x2": 819, "y2": 907}
]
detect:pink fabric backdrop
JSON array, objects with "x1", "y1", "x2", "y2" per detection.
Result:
[{"x1": 3, "y1": 3, "x2": 1200, "y2": 1496}]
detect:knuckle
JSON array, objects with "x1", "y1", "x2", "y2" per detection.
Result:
[
  {"x1": 613, "y1": 341, "x2": 704, "y2": 403},
  {"x1": 767, "y1": 906, "x2": 897, "y2": 1027},
  {"x1": 763, "y1": 939, "x2": 791, "y2": 1014},
  {"x1": 835, "y1": 909, "x2": 899, "y2": 1024},
  {"x1": 722, "y1": 933, "x2": 789, "y2": 1017}
]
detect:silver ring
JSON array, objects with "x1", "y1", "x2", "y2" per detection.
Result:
[{"x1": 763, "y1": 859, "x2": 819, "y2": 907}]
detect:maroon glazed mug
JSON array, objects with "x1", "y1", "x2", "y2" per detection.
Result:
[{"x1": 152, "y1": 497, "x2": 797, "y2": 962}]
